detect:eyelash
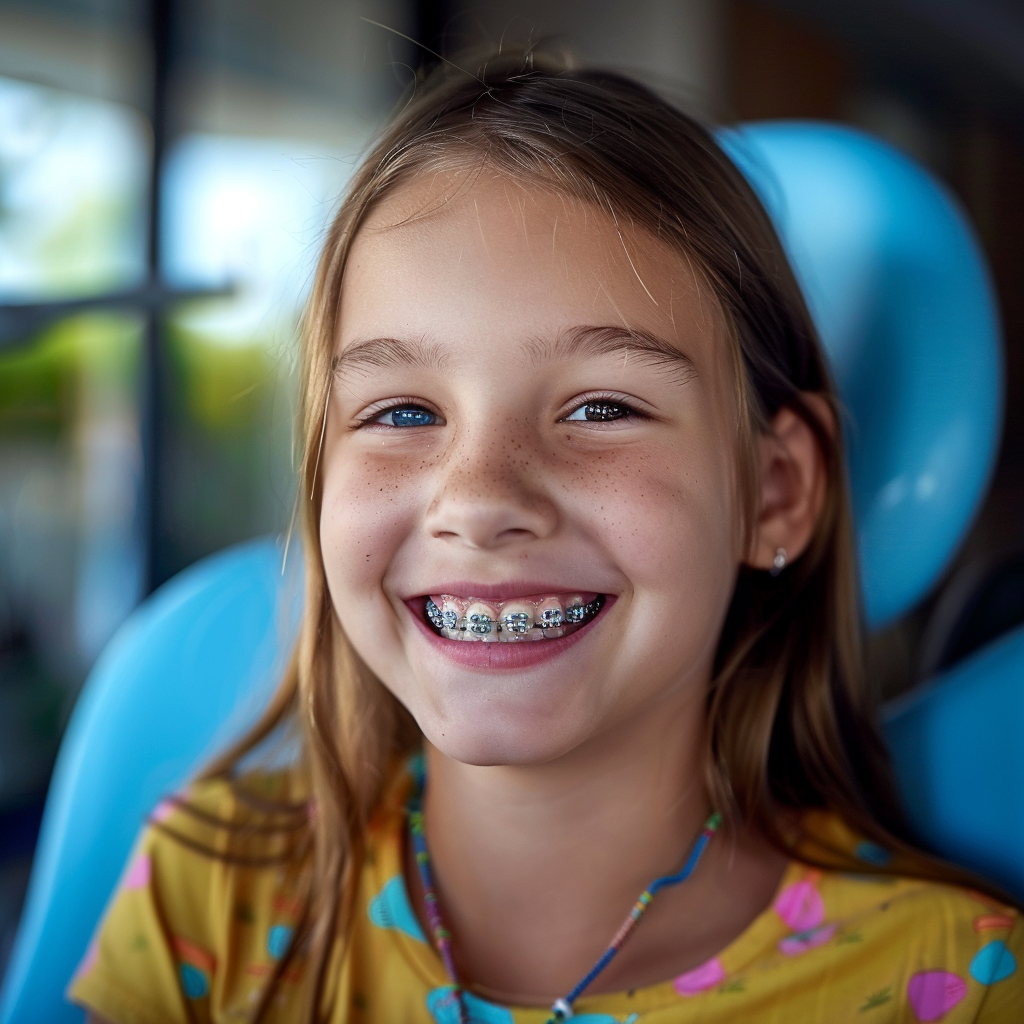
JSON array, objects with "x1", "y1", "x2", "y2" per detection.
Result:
[
  {"x1": 560, "y1": 393, "x2": 646, "y2": 424},
  {"x1": 355, "y1": 392, "x2": 647, "y2": 429},
  {"x1": 357, "y1": 399, "x2": 442, "y2": 429}
]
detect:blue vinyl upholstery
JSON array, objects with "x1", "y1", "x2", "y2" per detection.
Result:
[
  {"x1": 0, "y1": 123, "x2": 1012, "y2": 1022},
  {"x1": 885, "y1": 625, "x2": 1024, "y2": 899},
  {"x1": 0, "y1": 539, "x2": 298, "y2": 1024},
  {"x1": 725, "y1": 123, "x2": 1002, "y2": 628}
]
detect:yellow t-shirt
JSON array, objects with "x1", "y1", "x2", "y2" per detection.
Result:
[{"x1": 70, "y1": 766, "x2": 1024, "y2": 1024}]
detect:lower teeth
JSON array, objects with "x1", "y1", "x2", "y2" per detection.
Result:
[{"x1": 424, "y1": 595, "x2": 604, "y2": 641}]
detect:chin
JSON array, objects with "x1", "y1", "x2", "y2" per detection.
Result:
[{"x1": 418, "y1": 710, "x2": 588, "y2": 767}]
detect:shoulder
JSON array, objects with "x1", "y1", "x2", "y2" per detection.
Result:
[
  {"x1": 813, "y1": 865, "x2": 1020, "y2": 939},
  {"x1": 784, "y1": 814, "x2": 1024, "y2": 1020},
  {"x1": 69, "y1": 769, "x2": 313, "y2": 1022},
  {"x1": 137, "y1": 766, "x2": 313, "y2": 923},
  {"x1": 147, "y1": 769, "x2": 312, "y2": 858},
  {"x1": 812, "y1": 871, "x2": 1024, "y2": 1020},
  {"x1": 795, "y1": 809, "x2": 1020, "y2": 947},
  {"x1": 139, "y1": 769, "x2": 312, "y2": 932}
]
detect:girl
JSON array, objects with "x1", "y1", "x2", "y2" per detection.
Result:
[{"x1": 73, "y1": 48, "x2": 1023, "y2": 1024}]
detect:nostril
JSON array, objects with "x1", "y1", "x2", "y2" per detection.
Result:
[
  {"x1": 497, "y1": 527, "x2": 537, "y2": 541},
  {"x1": 430, "y1": 525, "x2": 544, "y2": 547}
]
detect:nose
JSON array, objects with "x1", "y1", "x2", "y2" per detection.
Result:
[{"x1": 424, "y1": 422, "x2": 559, "y2": 550}]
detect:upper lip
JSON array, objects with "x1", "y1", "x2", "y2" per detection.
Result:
[{"x1": 405, "y1": 581, "x2": 607, "y2": 601}]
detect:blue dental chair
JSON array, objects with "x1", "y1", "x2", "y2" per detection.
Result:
[{"x1": 0, "y1": 122, "x2": 1011, "y2": 1023}]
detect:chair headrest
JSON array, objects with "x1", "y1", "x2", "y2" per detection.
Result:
[{"x1": 723, "y1": 122, "x2": 1003, "y2": 627}]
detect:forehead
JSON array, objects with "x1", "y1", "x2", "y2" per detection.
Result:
[{"x1": 338, "y1": 168, "x2": 726, "y2": 367}]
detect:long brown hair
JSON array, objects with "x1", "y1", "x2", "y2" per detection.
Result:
[{"x1": 196, "y1": 46, "x2": 996, "y2": 1019}]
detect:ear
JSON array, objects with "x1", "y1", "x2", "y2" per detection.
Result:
[{"x1": 745, "y1": 394, "x2": 833, "y2": 571}]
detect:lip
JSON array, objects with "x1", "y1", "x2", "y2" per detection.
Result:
[{"x1": 406, "y1": 595, "x2": 614, "y2": 670}]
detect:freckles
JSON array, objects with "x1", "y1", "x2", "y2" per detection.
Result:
[
  {"x1": 322, "y1": 452, "x2": 425, "y2": 581},
  {"x1": 430, "y1": 423, "x2": 536, "y2": 504},
  {"x1": 561, "y1": 446, "x2": 730, "y2": 571},
  {"x1": 561, "y1": 449, "x2": 662, "y2": 535}
]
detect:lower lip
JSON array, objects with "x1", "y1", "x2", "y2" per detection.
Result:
[{"x1": 407, "y1": 597, "x2": 613, "y2": 670}]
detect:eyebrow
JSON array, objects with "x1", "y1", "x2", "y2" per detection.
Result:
[
  {"x1": 333, "y1": 325, "x2": 696, "y2": 384},
  {"x1": 529, "y1": 325, "x2": 697, "y2": 384},
  {"x1": 332, "y1": 336, "x2": 453, "y2": 379}
]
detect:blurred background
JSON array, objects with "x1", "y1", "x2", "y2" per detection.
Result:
[{"x1": 0, "y1": 0, "x2": 1021, "y2": 978}]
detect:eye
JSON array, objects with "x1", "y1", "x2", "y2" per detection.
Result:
[
  {"x1": 369, "y1": 404, "x2": 440, "y2": 427},
  {"x1": 563, "y1": 399, "x2": 634, "y2": 422}
]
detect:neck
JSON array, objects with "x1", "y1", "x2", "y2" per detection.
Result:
[
  {"x1": 410, "y1": 689, "x2": 785, "y2": 1006},
  {"x1": 423, "y1": 692, "x2": 709, "y2": 881}
]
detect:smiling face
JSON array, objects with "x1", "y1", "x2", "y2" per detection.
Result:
[{"x1": 319, "y1": 169, "x2": 746, "y2": 766}]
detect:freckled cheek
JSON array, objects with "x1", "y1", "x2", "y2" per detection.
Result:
[
  {"x1": 319, "y1": 455, "x2": 428, "y2": 593},
  {"x1": 564, "y1": 455, "x2": 736, "y2": 588}
]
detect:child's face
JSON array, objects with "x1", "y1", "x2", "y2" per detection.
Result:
[{"x1": 321, "y1": 169, "x2": 743, "y2": 766}]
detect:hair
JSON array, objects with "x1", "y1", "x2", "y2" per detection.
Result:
[{"x1": 191, "y1": 46, "x2": 1002, "y2": 1020}]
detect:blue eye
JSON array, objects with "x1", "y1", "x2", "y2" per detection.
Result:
[
  {"x1": 375, "y1": 406, "x2": 438, "y2": 427},
  {"x1": 564, "y1": 401, "x2": 632, "y2": 422}
]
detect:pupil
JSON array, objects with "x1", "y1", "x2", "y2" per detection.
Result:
[
  {"x1": 391, "y1": 408, "x2": 433, "y2": 427},
  {"x1": 585, "y1": 402, "x2": 626, "y2": 421}
]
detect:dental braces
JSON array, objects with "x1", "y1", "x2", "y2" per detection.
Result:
[{"x1": 425, "y1": 596, "x2": 605, "y2": 635}]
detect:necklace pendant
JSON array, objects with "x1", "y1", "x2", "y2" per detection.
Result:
[{"x1": 551, "y1": 996, "x2": 574, "y2": 1019}]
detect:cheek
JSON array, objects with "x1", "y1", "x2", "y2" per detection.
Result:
[
  {"x1": 319, "y1": 450, "x2": 424, "y2": 599},
  {"x1": 561, "y1": 439, "x2": 737, "y2": 588}
]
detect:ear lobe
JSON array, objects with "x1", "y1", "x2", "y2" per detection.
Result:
[{"x1": 745, "y1": 395, "x2": 833, "y2": 572}]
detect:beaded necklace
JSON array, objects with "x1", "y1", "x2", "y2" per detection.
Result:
[{"x1": 407, "y1": 784, "x2": 721, "y2": 1024}]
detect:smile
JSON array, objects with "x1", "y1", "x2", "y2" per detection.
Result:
[{"x1": 424, "y1": 592, "x2": 605, "y2": 642}]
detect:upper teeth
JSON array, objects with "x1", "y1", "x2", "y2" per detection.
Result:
[
  {"x1": 540, "y1": 607, "x2": 564, "y2": 628},
  {"x1": 424, "y1": 593, "x2": 603, "y2": 641},
  {"x1": 467, "y1": 604, "x2": 495, "y2": 635},
  {"x1": 503, "y1": 611, "x2": 531, "y2": 634}
]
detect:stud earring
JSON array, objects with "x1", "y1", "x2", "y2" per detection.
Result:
[{"x1": 769, "y1": 547, "x2": 787, "y2": 576}]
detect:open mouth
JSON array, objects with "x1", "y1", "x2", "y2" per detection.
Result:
[{"x1": 423, "y1": 592, "x2": 605, "y2": 642}]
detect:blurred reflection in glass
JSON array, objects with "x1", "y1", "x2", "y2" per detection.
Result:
[
  {"x1": 0, "y1": 78, "x2": 146, "y2": 811},
  {"x1": 156, "y1": 132, "x2": 361, "y2": 581}
]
